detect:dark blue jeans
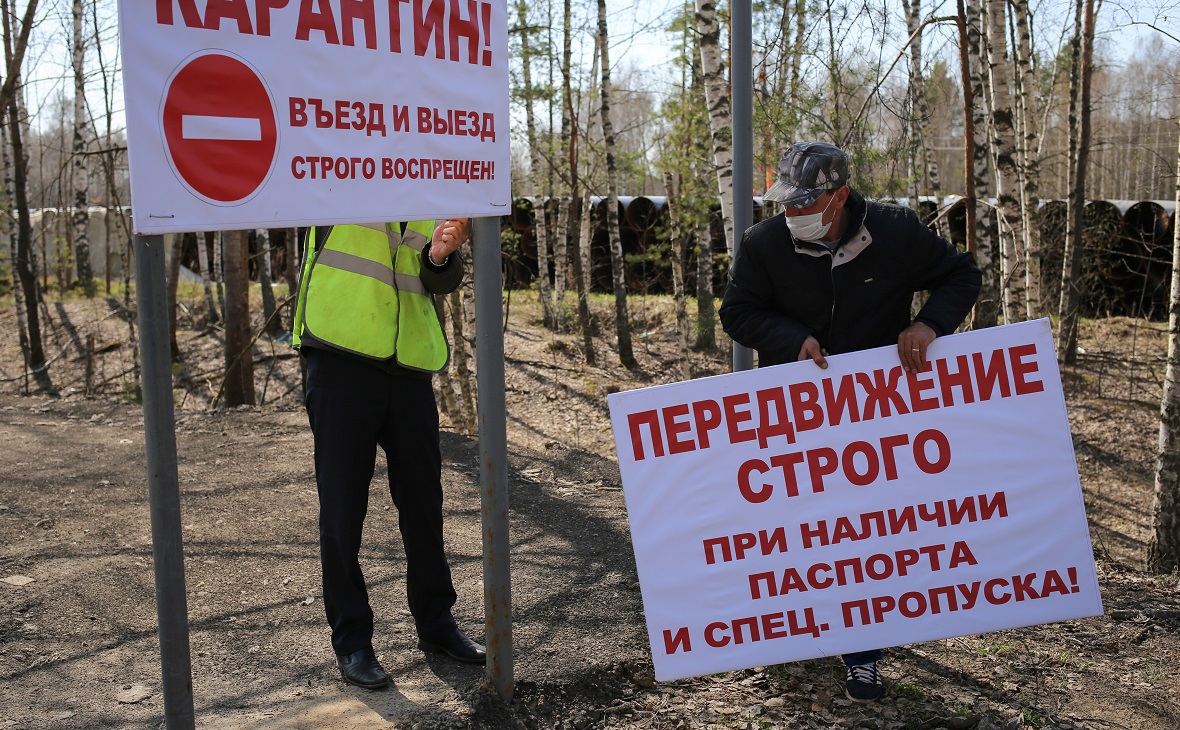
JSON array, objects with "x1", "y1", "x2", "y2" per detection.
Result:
[{"x1": 842, "y1": 649, "x2": 884, "y2": 667}]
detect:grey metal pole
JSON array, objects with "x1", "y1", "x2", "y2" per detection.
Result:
[
  {"x1": 472, "y1": 216, "x2": 513, "y2": 701},
  {"x1": 133, "y1": 234, "x2": 195, "y2": 729},
  {"x1": 731, "y1": 0, "x2": 755, "y2": 373}
]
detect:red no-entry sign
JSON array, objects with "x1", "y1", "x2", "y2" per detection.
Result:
[{"x1": 162, "y1": 52, "x2": 278, "y2": 205}]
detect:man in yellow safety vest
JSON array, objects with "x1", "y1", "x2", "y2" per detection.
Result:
[{"x1": 292, "y1": 218, "x2": 484, "y2": 690}]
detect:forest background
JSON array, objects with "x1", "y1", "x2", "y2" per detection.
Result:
[{"x1": 2, "y1": 0, "x2": 1180, "y2": 727}]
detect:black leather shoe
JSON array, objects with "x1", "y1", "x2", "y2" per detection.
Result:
[
  {"x1": 335, "y1": 647, "x2": 390, "y2": 689},
  {"x1": 417, "y1": 627, "x2": 487, "y2": 664}
]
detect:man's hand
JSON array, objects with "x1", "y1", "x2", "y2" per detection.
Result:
[
  {"x1": 799, "y1": 335, "x2": 828, "y2": 370},
  {"x1": 429, "y1": 218, "x2": 470, "y2": 265},
  {"x1": 898, "y1": 321, "x2": 937, "y2": 373}
]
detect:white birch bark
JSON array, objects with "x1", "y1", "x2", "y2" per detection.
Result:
[
  {"x1": 1012, "y1": 0, "x2": 1043, "y2": 317},
  {"x1": 579, "y1": 192, "x2": 593, "y2": 300},
  {"x1": 664, "y1": 172, "x2": 689, "y2": 378},
  {"x1": 214, "y1": 230, "x2": 226, "y2": 321},
  {"x1": 903, "y1": 0, "x2": 942, "y2": 197},
  {"x1": 1056, "y1": 0, "x2": 1093, "y2": 363},
  {"x1": 559, "y1": 0, "x2": 593, "y2": 362},
  {"x1": 198, "y1": 231, "x2": 218, "y2": 323},
  {"x1": 447, "y1": 289, "x2": 477, "y2": 434},
  {"x1": 597, "y1": 0, "x2": 635, "y2": 368},
  {"x1": 694, "y1": 0, "x2": 736, "y2": 258},
  {"x1": 1150, "y1": 118, "x2": 1180, "y2": 571},
  {"x1": 2, "y1": 118, "x2": 31, "y2": 385},
  {"x1": 516, "y1": 0, "x2": 555, "y2": 328},
  {"x1": 72, "y1": 0, "x2": 93, "y2": 295},
  {"x1": 968, "y1": 0, "x2": 999, "y2": 328},
  {"x1": 985, "y1": 0, "x2": 1028, "y2": 321},
  {"x1": 695, "y1": 220, "x2": 716, "y2": 347},
  {"x1": 258, "y1": 229, "x2": 282, "y2": 337}
]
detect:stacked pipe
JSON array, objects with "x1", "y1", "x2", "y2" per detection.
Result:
[
  {"x1": 498, "y1": 195, "x2": 766, "y2": 295},
  {"x1": 498, "y1": 195, "x2": 1175, "y2": 319},
  {"x1": 23, "y1": 199, "x2": 1176, "y2": 320},
  {"x1": 937, "y1": 197, "x2": 1175, "y2": 319}
]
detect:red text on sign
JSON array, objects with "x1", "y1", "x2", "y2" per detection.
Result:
[
  {"x1": 841, "y1": 567, "x2": 1083, "y2": 627},
  {"x1": 157, "y1": 0, "x2": 497, "y2": 66},
  {"x1": 624, "y1": 344, "x2": 1045, "y2": 462}
]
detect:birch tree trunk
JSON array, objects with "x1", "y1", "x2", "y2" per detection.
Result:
[
  {"x1": 72, "y1": 0, "x2": 93, "y2": 296},
  {"x1": 903, "y1": 0, "x2": 942, "y2": 197},
  {"x1": 572, "y1": 194, "x2": 595, "y2": 363},
  {"x1": 284, "y1": 228, "x2": 299, "y2": 292},
  {"x1": 433, "y1": 295, "x2": 464, "y2": 432},
  {"x1": 546, "y1": 5, "x2": 566, "y2": 307},
  {"x1": 282, "y1": 229, "x2": 299, "y2": 331},
  {"x1": 2, "y1": 119, "x2": 30, "y2": 391},
  {"x1": 561, "y1": 0, "x2": 592, "y2": 363},
  {"x1": 7, "y1": 80, "x2": 45, "y2": 373},
  {"x1": 955, "y1": 0, "x2": 978, "y2": 268},
  {"x1": 596, "y1": 0, "x2": 635, "y2": 369},
  {"x1": 695, "y1": 220, "x2": 716, "y2": 348},
  {"x1": 221, "y1": 230, "x2": 255, "y2": 407},
  {"x1": 84, "y1": 0, "x2": 122, "y2": 297},
  {"x1": 968, "y1": 0, "x2": 999, "y2": 328},
  {"x1": 554, "y1": 200, "x2": 570, "y2": 311},
  {"x1": 690, "y1": 41, "x2": 717, "y2": 350},
  {"x1": 258, "y1": 229, "x2": 282, "y2": 337},
  {"x1": 446, "y1": 290, "x2": 476, "y2": 434},
  {"x1": 554, "y1": 24, "x2": 572, "y2": 316},
  {"x1": 1012, "y1": 0, "x2": 1043, "y2": 318},
  {"x1": 579, "y1": 193, "x2": 593, "y2": 301},
  {"x1": 516, "y1": 0, "x2": 556, "y2": 328},
  {"x1": 664, "y1": 172, "x2": 689, "y2": 378},
  {"x1": 1056, "y1": 0, "x2": 1094, "y2": 364},
  {"x1": 1150, "y1": 119, "x2": 1180, "y2": 572},
  {"x1": 985, "y1": 0, "x2": 1028, "y2": 321},
  {"x1": 580, "y1": 25, "x2": 601, "y2": 303},
  {"x1": 214, "y1": 231, "x2": 226, "y2": 320},
  {"x1": 695, "y1": 0, "x2": 736, "y2": 258},
  {"x1": 199, "y1": 231, "x2": 219, "y2": 323}
]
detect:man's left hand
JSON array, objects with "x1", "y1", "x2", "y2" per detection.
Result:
[
  {"x1": 898, "y1": 321, "x2": 937, "y2": 373},
  {"x1": 429, "y1": 218, "x2": 470, "y2": 265}
]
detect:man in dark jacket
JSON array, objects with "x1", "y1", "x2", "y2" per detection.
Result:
[{"x1": 720, "y1": 142, "x2": 982, "y2": 701}]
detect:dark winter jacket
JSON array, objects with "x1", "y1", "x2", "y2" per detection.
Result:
[{"x1": 719, "y1": 189, "x2": 982, "y2": 367}]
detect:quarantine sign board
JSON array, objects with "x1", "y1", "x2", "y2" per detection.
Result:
[
  {"x1": 608, "y1": 319, "x2": 1103, "y2": 681},
  {"x1": 119, "y1": 0, "x2": 511, "y2": 234}
]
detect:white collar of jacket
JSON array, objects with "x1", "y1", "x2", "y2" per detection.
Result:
[
  {"x1": 790, "y1": 188, "x2": 872, "y2": 267},
  {"x1": 794, "y1": 225, "x2": 873, "y2": 267}
]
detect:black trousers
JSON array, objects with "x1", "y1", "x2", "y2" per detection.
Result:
[{"x1": 304, "y1": 348, "x2": 458, "y2": 656}]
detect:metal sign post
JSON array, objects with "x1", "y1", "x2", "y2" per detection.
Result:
[
  {"x1": 732, "y1": 0, "x2": 755, "y2": 373},
  {"x1": 472, "y1": 216, "x2": 514, "y2": 701},
  {"x1": 134, "y1": 234, "x2": 196, "y2": 729}
]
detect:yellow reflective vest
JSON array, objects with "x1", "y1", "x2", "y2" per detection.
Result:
[{"x1": 292, "y1": 221, "x2": 449, "y2": 372}]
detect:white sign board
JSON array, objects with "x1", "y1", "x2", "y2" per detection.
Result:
[
  {"x1": 119, "y1": 0, "x2": 511, "y2": 234},
  {"x1": 608, "y1": 320, "x2": 1103, "y2": 681}
]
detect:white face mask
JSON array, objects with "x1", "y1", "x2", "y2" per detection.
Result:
[{"x1": 785, "y1": 193, "x2": 837, "y2": 241}]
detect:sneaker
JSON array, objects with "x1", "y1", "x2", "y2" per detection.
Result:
[{"x1": 845, "y1": 660, "x2": 884, "y2": 702}]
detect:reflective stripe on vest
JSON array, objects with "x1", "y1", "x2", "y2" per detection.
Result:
[
  {"x1": 292, "y1": 221, "x2": 449, "y2": 371},
  {"x1": 314, "y1": 248, "x2": 429, "y2": 296}
]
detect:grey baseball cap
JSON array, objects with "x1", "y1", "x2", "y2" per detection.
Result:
[{"x1": 763, "y1": 141, "x2": 850, "y2": 207}]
